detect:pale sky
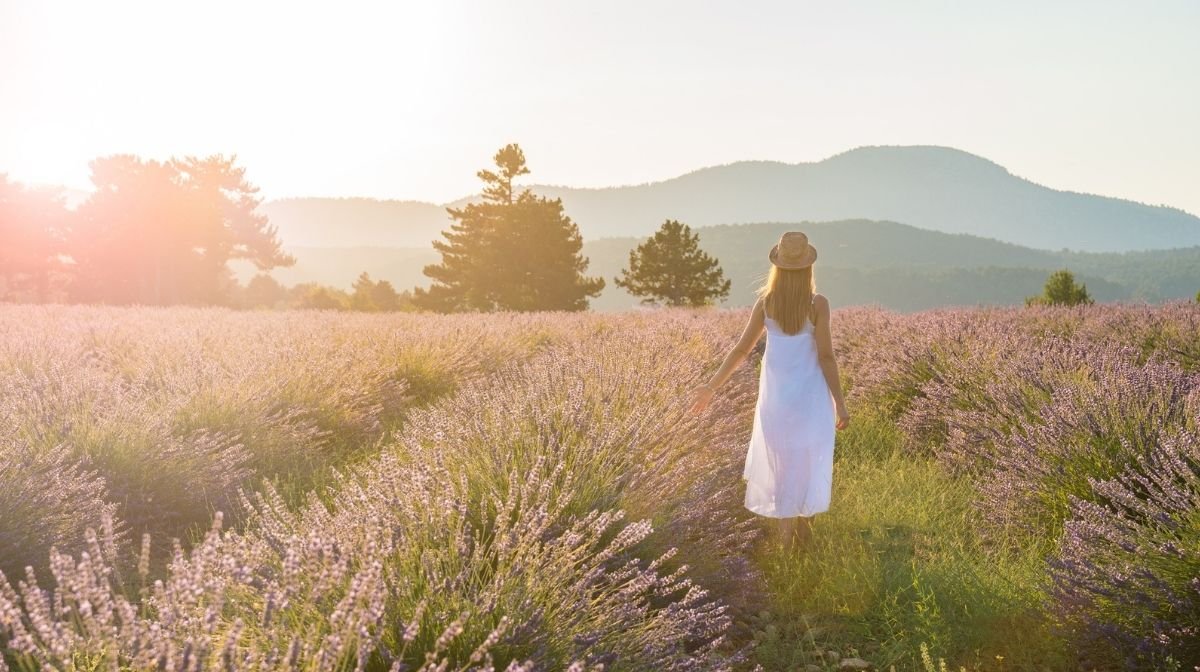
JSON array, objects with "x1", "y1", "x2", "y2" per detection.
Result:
[{"x1": 2, "y1": 0, "x2": 1198, "y2": 214}]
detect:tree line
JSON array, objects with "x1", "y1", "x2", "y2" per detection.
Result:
[
  {"x1": 412, "y1": 144, "x2": 729, "y2": 311},
  {"x1": 5, "y1": 144, "x2": 1127, "y2": 312},
  {"x1": 1, "y1": 155, "x2": 292, "y2": 305},
  {"x1": 1, "y1": 145, "x2": 732, "y2": 311}
]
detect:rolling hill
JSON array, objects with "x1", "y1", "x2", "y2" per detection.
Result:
[
  {"x1": 263, "y1": 146, "x2": 1200, "y2": 252},
  {"x1": 234, "y1": 220, "x2": 1200, "y2": 312}
]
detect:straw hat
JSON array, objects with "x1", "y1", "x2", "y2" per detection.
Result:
[{"x1": 768, "y1": 231, "x2": 818, "y2": 269}]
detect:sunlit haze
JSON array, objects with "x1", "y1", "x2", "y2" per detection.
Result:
[{"x1": 2, "y1": 0, "x2": 1198, "y2": 214}]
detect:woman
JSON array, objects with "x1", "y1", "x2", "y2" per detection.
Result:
[{"x1": 689, "y1": 231, "x2": 850, "y2": 546}]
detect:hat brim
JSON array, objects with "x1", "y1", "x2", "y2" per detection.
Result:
[{"x1": 768, "y1": 244, "x2": 817, "y2": 269}]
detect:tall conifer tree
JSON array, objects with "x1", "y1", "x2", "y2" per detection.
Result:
[
  {"x1": 414, "y1": 144, "x2": 603, "y2": 312},
  {"x1": 615, "y1": 219, "x2": 730, "y2": 307}
]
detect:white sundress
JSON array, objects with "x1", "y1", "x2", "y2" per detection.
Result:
[{"x1": 743, "y1": 312, "x2": 836, "y2": 518}]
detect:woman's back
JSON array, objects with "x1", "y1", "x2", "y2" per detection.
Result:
[
  {"x1": 759, "y1": 309, "x2": 823, "y2": 385},
  {"x1": 745, "y1": 306, "x2": 835, "y2": 518},
  {"x1": 763, "y1": 303, "x2": 816, "y2": 336}
]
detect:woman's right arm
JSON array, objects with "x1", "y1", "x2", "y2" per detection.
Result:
[
  {"x1": 688, "y1": 299, "x2": 765, "y2": 413},
  {"x1": 813, "y1": 294, "x2": 850, "y2": 430}
]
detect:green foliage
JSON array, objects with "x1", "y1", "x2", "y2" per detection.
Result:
[
  {"x1": 584, "y1": 221, "x2": 1162, "y2": 311},
  {"x1": 1052, "y1": 431, "x2": 1200, "y2": 670},
  {"x1": 415, "y1": 144, "x2": 604, "y2": 312},
  {"x1": 294, "y1": 283, "x2": 349, "y2": 310},
  {"x1": 240, "y1": 273, "x2": 288, "y2": 308},
  {"x1": 0, "y1": 175, "x2": 71, "y2": 302},
  {"x1": 236, "y1": 272, "x2": 414, "y2": 312},
  {"x1": 351, "y1": 271, "x2": 405, "y2": 311},
  {"x1": 70, "y1": 155, "x2": 293, "y2": 305},
  {"x1": 1026, "y1": 269, "x2": 1093, "y2": 306},
  {"x1": 752, "y1": 413, "x2": 1064, "y2": 671},
  {"x1": 615, "y1": 219, "x2": 731, "y2": 307}
]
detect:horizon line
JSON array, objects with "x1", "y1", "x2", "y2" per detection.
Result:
[{"x1": 15, "y1": 143, "x2": 1199, "y2": 218}]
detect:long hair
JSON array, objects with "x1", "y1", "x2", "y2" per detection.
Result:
[{"x1": 757, "y1": 265, "x2": 816, "y2": 335}]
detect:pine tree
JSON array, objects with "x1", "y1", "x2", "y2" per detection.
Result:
[
  {"x1": 70, "y1": 154, "x2": 292, "y2": 305},
  {"x1": 352, "y1": 271, "x2": 402, "y2": 311},
  {"x1": 615, "y1": 219, "x2": 731, "y2": 307},
  {"x1": 369, "y1": 279, "x2": 402, "y2": 311},
  {"x1": 413, "y1": 144, "x2": 603, "y2": 312},
  {"x1": 352, "y1": 272, "x2": 380, "y2": 311},
  {"x1": 1026, "y1": 269, "x2": 1093, "y2": 306}
]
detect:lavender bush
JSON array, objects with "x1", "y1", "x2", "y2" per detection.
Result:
[
  {"x1": 0, "y1": 306, "x2": 580, "y2": 559},
  {"x1": 836, "y1": 303, "x2": 1200, "y2": 425},
  {"x1": 0, "y1": 438, "x2": 117, "y2": 580},
  {"x1": 1, "y1": 465, "x2": 730, "y2": 670},
  {"x1": 980, "y1": 344, "x2": 1196, "y2": 535},
  {"x1": 1052, "y1": 430, "x2": 1200, "y2": 670},
  {"x1": 395, "y1": 323, "x2": 763, "y2": 618},
  {"x1": 0, "y1": 307, "x2": 755, "y2": 670},
  {"x1": 1, "y1": 431, "x2": 740, "y2": 669}
]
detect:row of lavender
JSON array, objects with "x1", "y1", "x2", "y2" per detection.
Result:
[
  {"x1": 0, "y1": 306, "x2": 590, "y2": 580},
  {"x1": 0, "y1": 307, "x2": 764, "y2": 670},
  {"x1": 834, "y1": 303, "x2": 1200, "y2": 669},
  {"x1": 1, "y1": 303, "x2": 1197, "y2": 669}
]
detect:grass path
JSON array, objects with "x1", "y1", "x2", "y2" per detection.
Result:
[{"x1": 746, "y1": 414, "x2": 1068, "y2": 671}]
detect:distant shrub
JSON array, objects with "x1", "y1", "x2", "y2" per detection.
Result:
[
  {"x1": 296, "y1": 284, "x2": 350, "y2": 310},
  {"x1": 1052, "y1": 430, "x2": 1200, "y2": 670},
  {"x1": 239, "y1": 273, "x2": 288, "y2": 309},
  {"x1": 1026, "y1": 269, "x2": 1093, "y2": 307}
]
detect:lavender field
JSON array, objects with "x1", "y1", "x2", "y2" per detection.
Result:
[{"x1": 0, "y1": 303, "x2": 1197, "y2": 671}]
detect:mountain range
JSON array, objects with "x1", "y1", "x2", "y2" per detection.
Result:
[
  {"x1": 233, "y1": 219, "x2": 1200, "y2": 312},
  {"x1": 239, "y1": 145, "x2": 1200, "y2": 311},
  {"x1": 262, "y1": 146, "x2": 1200, "y2": 252}
]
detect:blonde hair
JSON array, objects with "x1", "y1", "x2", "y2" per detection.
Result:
[{"x1": 757, "y1": 265, "x2": 816, "y2": 335}]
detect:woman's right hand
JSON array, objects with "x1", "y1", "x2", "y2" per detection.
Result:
[
  {"x1": 835, "y1": 402, "x2": 851, "y2": 430},
  {"x1": 688, "y1": 384, "x2": 715, "y2": 414}
]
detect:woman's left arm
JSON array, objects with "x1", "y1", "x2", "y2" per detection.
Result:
[
  {"x1": 813, "y1": 294, "x2": 850, "y2": 430},
  {"x1": 688, "y1": 299, "x2": 766, "y2": 413}
]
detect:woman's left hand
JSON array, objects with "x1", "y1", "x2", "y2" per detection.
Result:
[
  {"x1": 835, "y1": 402, "x2": 851, "y2": 431},
  {"x1": 688, "y1": 385, "x2": 715, "y2": 414}
]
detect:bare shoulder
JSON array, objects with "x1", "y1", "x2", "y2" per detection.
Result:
[{"x1": 812, "y1": 293, "x2": 831, "y2": 313}]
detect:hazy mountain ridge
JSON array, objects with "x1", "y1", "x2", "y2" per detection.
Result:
[
  {"x1": 264, "y1": 146, "x2": 1200, "y2": 252},
  {"x1": 235, "y1": 219, "x2": 1200, "y2": 312},
  {"x1": 509, "y1": 147, "x2": 1200, "y2": 250}
]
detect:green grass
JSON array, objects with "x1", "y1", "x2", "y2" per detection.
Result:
[{"x1": 749, "y1": 413, "x2": 1067, "y2": 671}]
